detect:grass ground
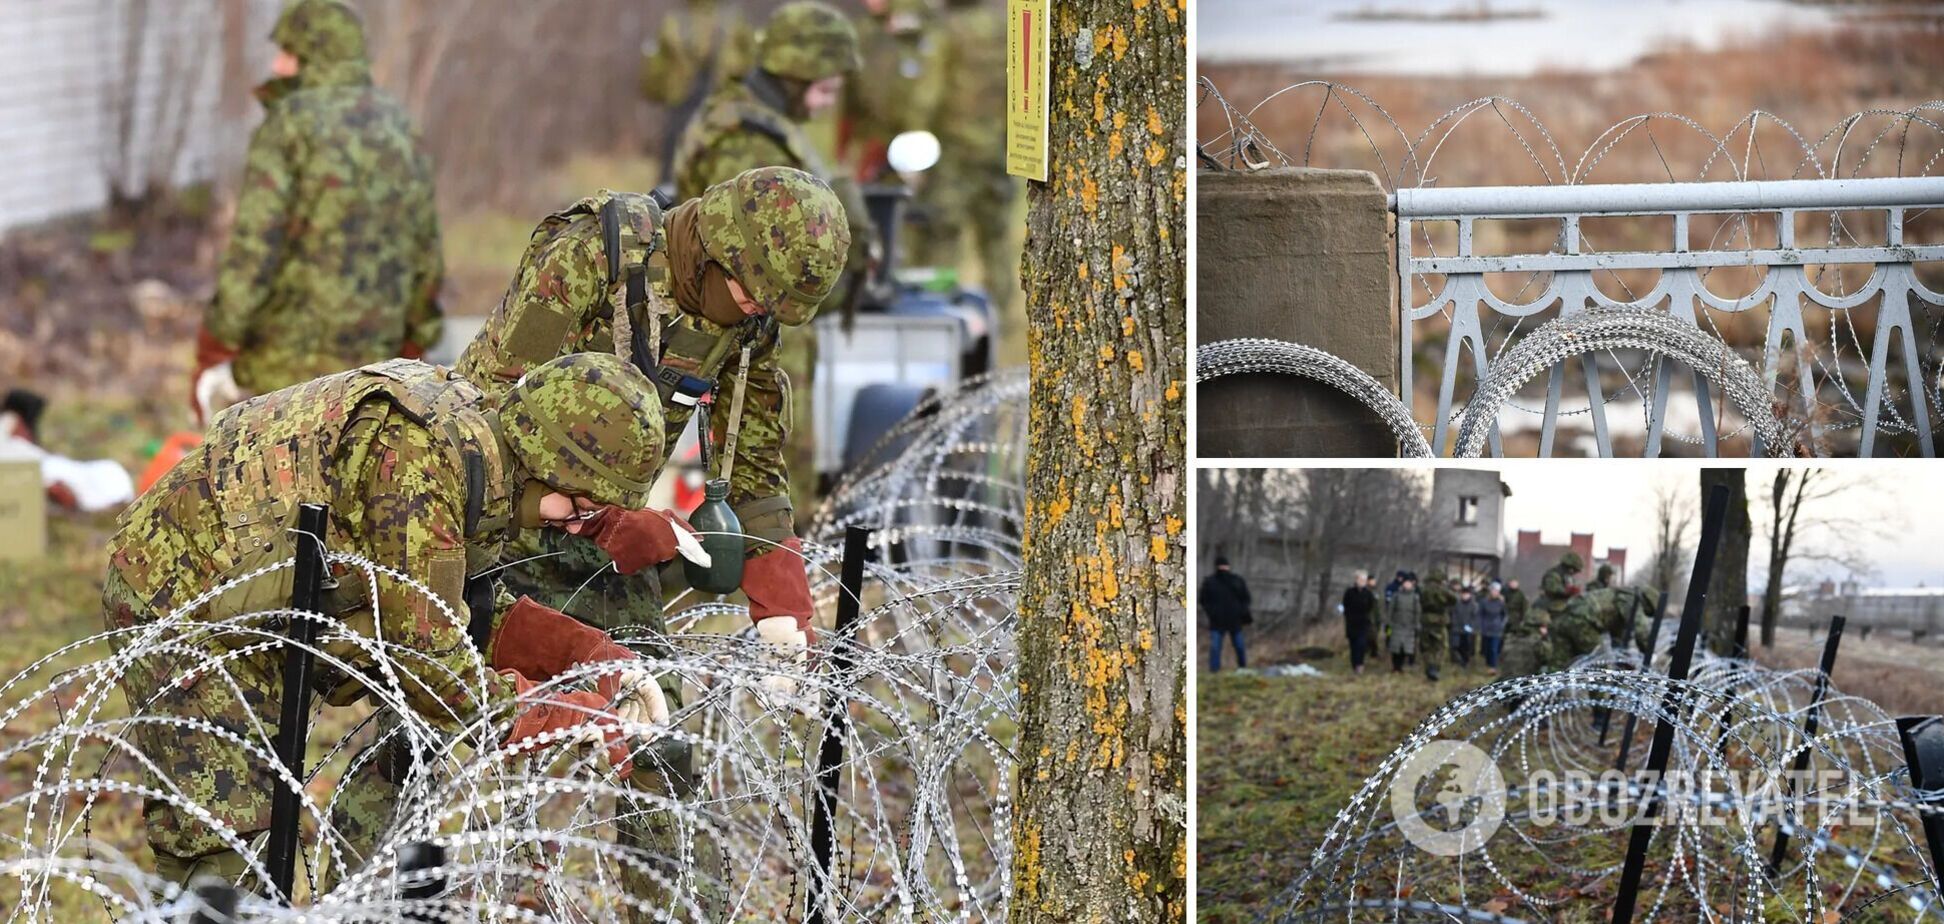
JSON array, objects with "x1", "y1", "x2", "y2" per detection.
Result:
[{"x1": 1196, "y1": 656, "x2": 1493, "y2": 923}]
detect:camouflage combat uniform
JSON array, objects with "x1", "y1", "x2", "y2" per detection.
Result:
[
  {"x1": 642, "y1": 0, "x2": 756, "y2": 186},
  {"x1": 1539, "y1": 554, "x2": 1600, "y2": 670},
  {"x1": 208, "y1": 0, "x2": 443, "y2": 394},
  {"x1": 456, "y1": 171, "x2": 847, "y2": 920},
  {"x1": 675, "y1": 1, "x2": 873, "y2": 512},
  {"x1": 104, "y1": 353, "x2": 660, "y2": 885},
  {"x1": 1418, "y1": 571, "x2": 1456, "y2": 681},
  {"x1": 1386, "y1": 586, "x2": 1420, "y2": 659},
  {"x1": 843, "y1": 0, "x2": 944, "y2": 177},
  {"x1": 1500, "y1": 583, "x2": 1550, "y2": 679},
  {"x1": 908, "y1": 0, "x2": 1020, "y2": 309}
]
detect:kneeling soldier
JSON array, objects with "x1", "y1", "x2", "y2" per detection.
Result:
[{"x1": 106, "y1": 353, "x2": 698, "y2": 887}]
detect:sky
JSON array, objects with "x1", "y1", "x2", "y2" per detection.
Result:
[{"x1": 1480, "y1": 463, "x2": 1941, "y2": 590}]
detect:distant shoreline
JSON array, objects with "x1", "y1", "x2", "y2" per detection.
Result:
[{"x1": 1334, "y1": 4, "x2": 1547, "y2": 22}]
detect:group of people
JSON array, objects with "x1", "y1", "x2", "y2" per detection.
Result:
[
  {"x1": 113, "y1": 0, "x2": 936, "y2": 900},
  {"x1": 1348, "y1": 552, "x2": 1658, "y2": 683}
]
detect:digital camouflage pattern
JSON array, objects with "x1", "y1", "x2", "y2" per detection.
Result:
[
  {"x1": 681, "y1": 156, "x2": 857, "y2": 515},
  {"x1": 1499, "y1": 583, "x2": 1550, "y2": 678},
  {"x1": 639, "y1": 0, "x2": 756, "y2": 108},
  {"x1": 756, "y1": 0, "x2": 861, "y2": 82},
  {"x1": 104, "y1": 355, "x2": 662, "y2": 878},
  {"x1": 104, "y1": 359, "x2": 521, "y2": 869},
  {"x1": 455, "y1": 185, "x2": 811, "y2": 547},
  {"x1": 209, "y1": 0, "x2": 443, "y2": 394},
  {"x1": 1417, "y1": 571, "x2": 1455, "y2": 679},
  {"x1": 909, "y1": 0, "x2": 1019, "y2": 308},
  {"x1": 499, "y1": 352, "x2": 665, "y2": 509},
  {"x1": 1538, "y1": 555, "x2": 1590, "y2": 670},
  {"x1": 696, "y1": 167, "x2": 851, "y2": 325},
  {"x1": 843, "y1": 0, "x2": 944, "y2": 167},
  {"x1": 673, "y1": 72, "x2": 873, "y2": 288}
]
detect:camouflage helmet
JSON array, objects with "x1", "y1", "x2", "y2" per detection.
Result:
[
  {"x1": 1596, "y1": 563, "x2": 1615, "y2": 582},
  {"x1": 497, "y1": 353, "x2": 664, "y2": 509},
  {"x1": 1559, "y1": 551, "x2": 1584, "y2": 573},
  {"x1": 698, "y1": 166, "x2": 850, "y2": 326},
  {"x1": 758, "y1": 1, "x2": 861, "y2": 83},
  {"x1": 273, "y1": 0, "x2": 367, "y2": 66}
]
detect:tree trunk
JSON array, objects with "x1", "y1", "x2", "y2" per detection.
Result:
[
  {"x1": 1009, "y1": 0, "x2": 1186, "y2": 920},
  {"x1": 1700, "y1": 468, "x2": 1750, "y2": 656}
]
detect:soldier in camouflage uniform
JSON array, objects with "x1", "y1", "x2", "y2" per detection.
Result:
[
  {"x1": 1538, "y1": 552, "x2": 1602, "y2": 670},
  {"x1": 842, "y1": 0, "x2": 944, "y2": 180},
  {"x1": 908, "y1": 0, "x2": 1020, "y2": 310},
  {"x1": 106, "y1": 353, "x2": 694, "y2": 887},
  {"x1": 1418, "y1": 569, "x2": 1457, "y2": 682},
  {"x1": 641, "y1": 0, "x2": 757, "y2": 190},
  {"x1": 458, "y1": 168, "x2": 845, "y2": 917},
  {"x1": 193, "y1": 0, "x2": 443, "y2": 417},
  {"x1": 1385, "y1": 576, "x2": 1420, "y2": 673},
  {"x1": 1500, "y1": 577, "x2": 1551, "y2": 678},
  {"x1": 674, "y1": 1, "x2": 877, "y2": 513}
]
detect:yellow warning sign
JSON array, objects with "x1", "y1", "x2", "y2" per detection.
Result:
[{"x1": 1005, "y1": 0, "x2": 1049, "y2": 182}]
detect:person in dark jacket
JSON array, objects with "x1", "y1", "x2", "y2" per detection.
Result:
[
  {"x1": 1342, "y1": 570, "x2": 1377, "y2": 675},
  {"x1": 1200, "y1": 557, "x2": 1251, "y2": 672},
  {"x1": 1450, "y1": 587, "x2": 1479, "y2": 669},
  {"x1": 1478, "y1": 582, "x2": 1509, "y2": 673}
]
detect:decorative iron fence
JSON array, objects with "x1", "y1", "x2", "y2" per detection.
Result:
[{"x1": 1395, "y1": 177, "x2": 1944, "y2": 457}]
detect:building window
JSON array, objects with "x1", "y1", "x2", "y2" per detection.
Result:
[{"x1": 1457, "y1": 495, "x2": 1479, "y2": 525}]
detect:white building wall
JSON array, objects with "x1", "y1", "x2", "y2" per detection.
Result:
[{"x1": 0, "y1": 1, "x2": 276, "y2": 231}]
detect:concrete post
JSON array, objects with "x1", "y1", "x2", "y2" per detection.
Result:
[{"x1": 1195, "y1": 167, "x2": 1397, "y2": 457}]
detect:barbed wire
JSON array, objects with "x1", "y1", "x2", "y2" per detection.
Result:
[
  {"x1": 1270, "y1": 635, "x2": 1944, "y2": 922},
  {"x1": 0, "y1": 369, "x2": 1030, "y2": 922}
]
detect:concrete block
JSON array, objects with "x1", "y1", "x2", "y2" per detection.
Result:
[{"x1": 1196, "y1": 167, "x2": 1399, "y2": 457}]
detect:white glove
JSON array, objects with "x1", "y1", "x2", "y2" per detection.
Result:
[
  {"x1": 610, "y1": 665, "x2": 670, "y2": 727},
  {"x1": 671, "y1": 525, "x2": 711, "y2": 569},
  {"x1": 754, "y1": 616, "x2": 811, "y2": 706},
  {"x1": 194, "y1": 362, "x2": 247, "y2": 426}
]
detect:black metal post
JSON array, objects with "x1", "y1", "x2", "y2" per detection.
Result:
[
  {"x1": 267, "y1": 502, "x2": 329, "y2": 905},
  {"x1": 1612, "y1": 484, "x2": 1730, "y2": 924},
  {"x1": 808, "y1": 526, "x2": 869, "y2": 924},
  {"x1": 1614, "y1": 587, "x2": 1670, "y2": 771},
  {"x1": 1895, "y1": 715, "x2": 1944, "y2": 897},
  {"x1": 396, "y1": 840, "x2": 447, "y2": 922},
  {"x1": 185, "y1": 876, "x2": 239, "y2": 924},
  {"x1": 1713, "y1": 604, "x2": 1756, "y2": 756},
  {"x1": 1732, "y1": 604, "x2": 1751, "y2": 659},
  {"x1": 1767, "y1": 615, "x2": 1845, "y2": 876}
]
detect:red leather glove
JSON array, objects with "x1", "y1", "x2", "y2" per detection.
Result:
[
  {"x1": 575, "y1": 506, "x2": 700, "y2": 576},
  {"x1": 399, "y1": 340, "x2": 426, "y2": 360},
  {"x1": 489, "y1": 596, "x2": 637, "y2": 702},
  {"x1": 742, "y1": 538, "x2": 817, "y2": 642},
  {"x1": 502, "y1": 671, "x2": 633, "y2": 775}
]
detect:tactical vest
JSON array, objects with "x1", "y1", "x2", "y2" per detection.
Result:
[
  {"x1": 676, "y1": 80, "x2": 835, "y2": 188},
  {"x1": 195, "y1": 359, "x2": 516, "y2": 631}
]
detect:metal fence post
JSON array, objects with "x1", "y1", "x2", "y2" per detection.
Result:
[
  {"x1": 1767, "y1": 615, "x2": 1845, "y2": 876},
  {"x1": 1612, "y1": 484, "x2": 1730, "y2": 924},
  {"x1": 397, "y1": 840, "x2": 447, "y2": 922},
  {"x1": 184, "y1": 876, "x2": 239, "y2": 924},
  {"x1": 808, "y1": 526, "x2": 869, "y2": 924},
  {"x1": 267, "y1": 502, "x2": 329, "y2": 905},
  {"x1": 1614, "y1": 589, "x2": 1669, "y2": 771},
  {"x1": 1895, "y1": 715, "x2": 1944, "y2": 897}
]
